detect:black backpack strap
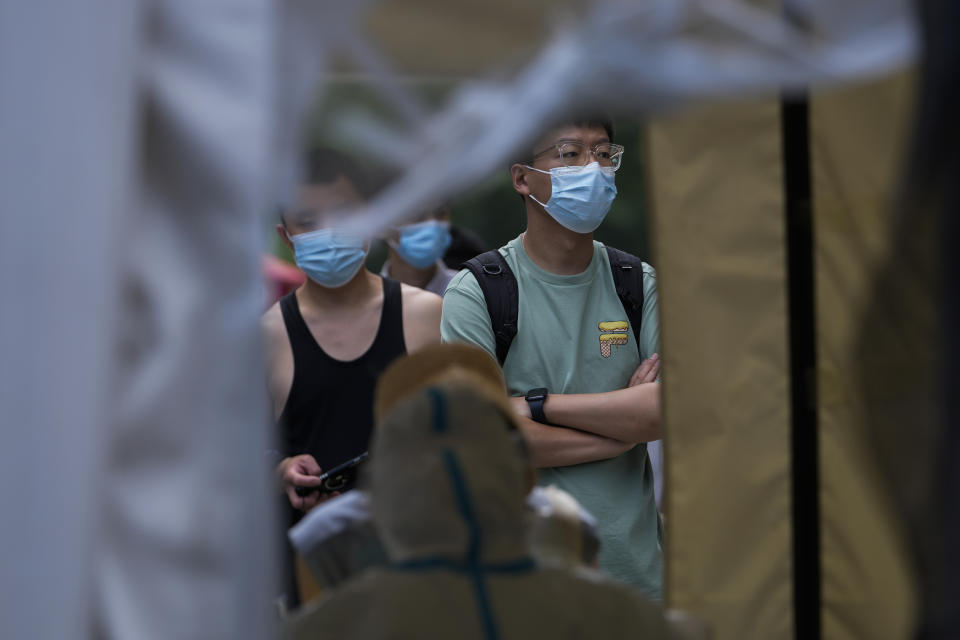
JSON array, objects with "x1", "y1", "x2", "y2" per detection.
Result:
[
  {"x1": 463, "y1": 250, "x2": 519, "y2": 366},
  {"x1": 605, "y1": 246, "x2": 645, "y2": 351}
]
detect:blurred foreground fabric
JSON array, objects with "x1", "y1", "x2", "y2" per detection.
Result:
[{"x1": 1, "y1": 2, "x2": 276, "y2": 638}]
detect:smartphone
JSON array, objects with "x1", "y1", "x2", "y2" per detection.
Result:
[{"x1": 294, "y1": 452, "x2": 369, "y2": 497}]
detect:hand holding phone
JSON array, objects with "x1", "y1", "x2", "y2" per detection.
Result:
[
  {"x1": 278, "y1": 454, "x2": 324, "y2": 511},
  {"x1": 294, "y1": 452, "x2": 369, "y2": 498}
]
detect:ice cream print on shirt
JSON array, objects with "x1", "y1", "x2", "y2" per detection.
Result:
[{"x1": 598, "y1": 321, "x2": 629, "y2": 358}]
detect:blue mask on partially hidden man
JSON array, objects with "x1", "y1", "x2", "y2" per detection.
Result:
[{"x1": 392, "y1": 220, "x2": 452, "y2": 269}]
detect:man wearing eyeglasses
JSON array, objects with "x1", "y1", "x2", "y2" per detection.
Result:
[{"x1": 441, "y1": 116, "x2": 664, "y2": 599}]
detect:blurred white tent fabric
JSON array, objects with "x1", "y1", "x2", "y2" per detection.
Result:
[
  {"x1": 2, "y1": 0, "x2": 276, "y2": 639},
  {"x1": 1, "y1": 2, "x2": 139, "y2": 638},
  {"x1": 321, "y1": 0, "x2": 918, "y2": 238},
  {"x1": 94, "y1": 1, "x2": 277, "y2": 639}
]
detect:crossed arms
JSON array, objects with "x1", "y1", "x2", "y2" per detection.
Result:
[
  {"x1": 509, "y1": 355, "x2": 661, "y2": 468},
  {"x1": 441, "y1": 273, "x2": 662, "y2": 469}
]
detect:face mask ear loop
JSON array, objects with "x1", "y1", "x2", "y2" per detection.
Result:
[
  {"x1": 523, "y1": 165, "x2": 552, "y2": 211},
  {"x1": 523, "y1": 164, "x2": 551, "y2": 175},
  {"x1": 529, "y1": 194, "x2": 549, "y2": 209}
]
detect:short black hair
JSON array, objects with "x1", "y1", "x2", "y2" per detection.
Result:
[
  {"x1": 554, "y1": 113, "x2": 614, "y2": 143},
  {"x1": 279, "y1": 147, "x2": 371, "y2": 226},
  {"x1": 303, "y1": 147, "x2": 370, "y2": 198},
  {"x1": 534, "y1": 112, "x2": 615, "y2": 153},
  {"x1": 517, "y1": 113, "x2": 615, "y2": 166}
]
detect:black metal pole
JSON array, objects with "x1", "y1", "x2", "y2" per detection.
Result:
[{"x1": 781, "y1": 94, "x2": 821, "y2": 640}]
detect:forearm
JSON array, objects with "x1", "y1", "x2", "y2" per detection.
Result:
[
  {"x1": 517, "y1": 416, "x2": 635, "y2": 468},
  {"x1": 544, "y1": 383, "x2": 661, "y2": 443}
]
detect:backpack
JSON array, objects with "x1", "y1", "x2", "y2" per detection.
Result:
[{"x1": 463, "y1": 246, "x2": 646, "y2": 366}]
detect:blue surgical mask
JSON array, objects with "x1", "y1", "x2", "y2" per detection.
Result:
[
  {"x1": 526, "y1": 162, "x2": 617, "y2": 234},
  {"x1": 289, "y1": 228, "x2": 367, "y2": 288},
  {"x1": 392, "y1": 220, "x2": 452, "y2": 269}
]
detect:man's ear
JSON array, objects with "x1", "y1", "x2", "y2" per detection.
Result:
[
  {"x1": 276, "y1": 225, "x2": 293, "y2": 251},
  {"x1": 510, "y1": 164, "x2": 531, "y2": 197}
]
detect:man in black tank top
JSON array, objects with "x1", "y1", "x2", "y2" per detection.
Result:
[{"x1": 261, "y1": 149, "x2": 443, "y2": 513}]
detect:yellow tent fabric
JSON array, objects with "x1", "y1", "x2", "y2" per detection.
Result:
[
  {"x1": 646, "y1": 98, "x2": 794, "y2": 640},
  {"x1": 647, "y1": 74, "x2": 919, "y2": 639},
  {"x1": 811, "y1": 72, "x2": 918, "y2": 639},
  {"x1": 362, "y1": 0, "x2": 585, "y2": 77}
]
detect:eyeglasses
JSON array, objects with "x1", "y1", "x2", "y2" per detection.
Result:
[{"x1": 530, "y1": 141, "x2": 625, "y2": 171}]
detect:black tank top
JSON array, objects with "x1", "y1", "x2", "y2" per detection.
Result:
[{"x1": 278, "y1": 277, "x2": 406, "y2": 472}]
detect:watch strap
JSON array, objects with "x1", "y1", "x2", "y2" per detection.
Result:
[
  {"x1": 525, "y1": 388, "x2": 549, "y2": 424},
  {"x1": 529, "y1": 397, "x2": 547, "y2": 424}
]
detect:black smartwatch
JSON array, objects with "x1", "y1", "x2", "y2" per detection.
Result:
[{"x1": 525, "y1": 387, "x2": 549, "y2": 424}]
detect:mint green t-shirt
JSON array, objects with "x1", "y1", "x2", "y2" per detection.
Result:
[{"x1": 440, "y1": 235, "x2": 662, "y2": 598}]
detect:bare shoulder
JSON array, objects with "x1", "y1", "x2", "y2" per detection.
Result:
[
  {"x1": 261, "y1": 300, "x2": 287, "y2": 345},
  {"x1": 399, "y1": 284, "x2": 442, "y2": 352},
  {"x1": 400, "y1": 283, "x2": 442, "y2": 315},
  {"x1": 262, "y1": 299, "x2": 282, "y2": 327},
  {"x1": 261, "y1": 299, "x2": 294, "y2": 419}
]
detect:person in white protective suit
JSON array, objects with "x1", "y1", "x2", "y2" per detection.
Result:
[
  {"x1": 288, "y1": 476, "x2": 601, "y2": 594},
  {"x1": 285, "y1": 343, "x2": 700, "y2": 639},
  {"x1": 526, "y1": 484, "x2": 601, "y2": 570},
  {"x1": 287, "y1": 490, "x2": 386, "y2": 592}
]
